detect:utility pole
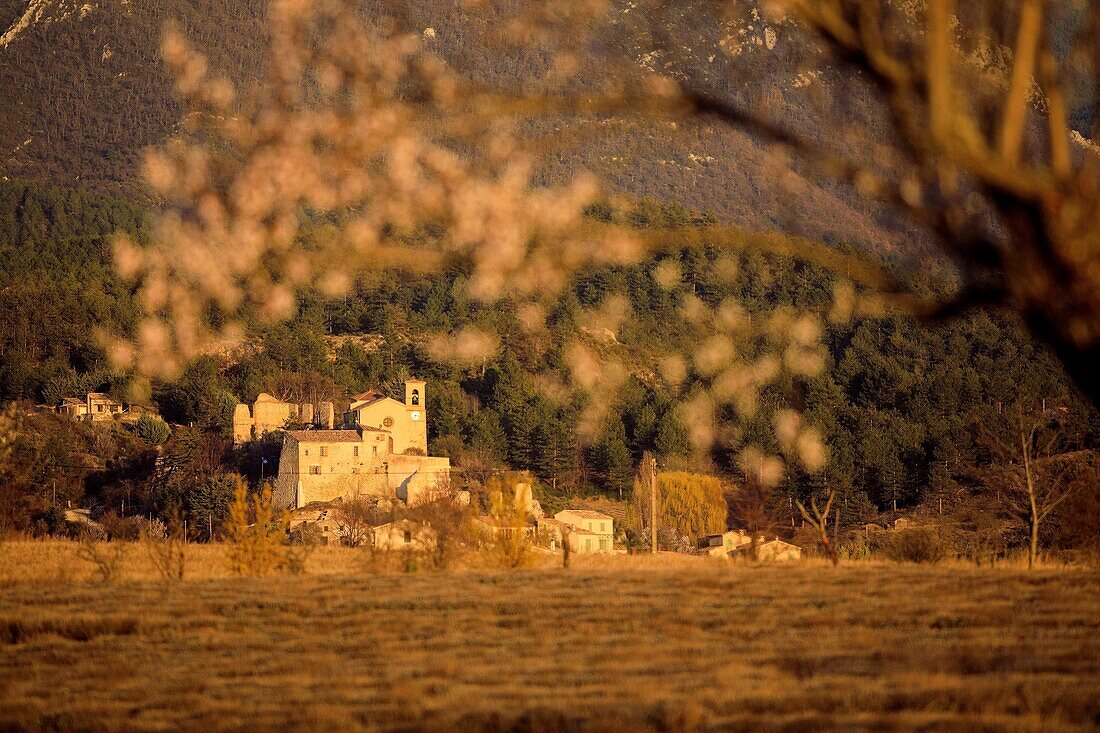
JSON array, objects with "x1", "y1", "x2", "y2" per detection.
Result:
[{"x1": 649, "y1": 454, "x2": 658, "y2": 555}]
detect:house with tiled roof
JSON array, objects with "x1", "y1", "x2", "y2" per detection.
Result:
[
  {"x1": 57, "y1": 393, "x2": 126, "y2": 422},
  {"x1": 537, "y1": 509, "x2": 615, "y2": 554}
]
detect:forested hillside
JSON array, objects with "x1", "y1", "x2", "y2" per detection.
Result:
[
  {"x1": 1, "y1": 182, "x2": 1094, "y2": 527},
  {"x1": 0, "y1": 0, "x2": 921, "y2": 255}
]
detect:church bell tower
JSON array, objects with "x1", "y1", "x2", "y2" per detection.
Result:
[{"x1": 404, "y1": 379, "x2": 427, "y2": 453}]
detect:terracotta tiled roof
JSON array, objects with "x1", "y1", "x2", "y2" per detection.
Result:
[
  {"x1": 556, "y1": 509, "x2": 613, "y2": 520},
  {"x1": 352, "y1": 390, "x2": 382, "y2": 401},
  {"x1": 563, "y1": 528, "x2": 612, "y2": 537},
  {"x1": 285, "y1": 430, "x2": 363, "y2": 443}
]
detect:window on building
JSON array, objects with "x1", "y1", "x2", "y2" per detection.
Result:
[
  {"x1": 600, "y1": 539, "x2": 610, "y2": 551},
  {"x1": 372, "y1": 446, "x2": 378, "y2": 456},
  {"x1": 600, "y1": 522, "x2": 606, "y2": 533},
  {"x1": 304, "y1": 449, "x2": 309, "y2": 456},
  {"x1": 411, "y1": 389, "x2": 420, "y2": 405},
  {"x1": 403, "y1": 530, "x2": 412, "y2": 543},
  {"x1": 585, "y1": 538, "x2": 592, "y2": 551},
  {"x1": 353, "y1": 446, "x2": 359, "y2": 457},
  {"x1": 319, "y1": 446, "x2": 328, "y2": 457},
  {"x1": 309, "y1": 465, "x2": 321, "y2": 475}
]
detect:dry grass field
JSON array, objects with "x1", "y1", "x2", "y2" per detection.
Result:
[{"x1": 1, "y1": 541, "x2": 1098, "y2": 732}]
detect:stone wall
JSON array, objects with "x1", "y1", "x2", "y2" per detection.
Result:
[{"x1": 233, "y1": 393, "x2": 338, "y2": 443}]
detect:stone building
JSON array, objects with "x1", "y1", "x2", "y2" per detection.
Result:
[
  {"x1": 537, "y1": 509, "x2": 615, "y2": 554},
  {"x1": 57, "y1": 393, "x2": 124, "y2": 422},
  {"x1": 725, "y1": 535, "x2": 803, "y2": 561},
  {"x1": 342, "y1": 380, "x2": 427, "y2": 455},
  {"x1": 273, "y1": 380, "x2": 450, "y2": 509},
  {"x1": 700, "y1": 530, "x2": 753, "y2": 557},
  {"x1": 756, "y1": 538, "x2": 802, "y2": 561},
  {"x1": 373, "y1": 519, "x2": 434, "y2": 551},
  {"x1": 232, "y1": 393, "x2": 338, "y2": 444}
]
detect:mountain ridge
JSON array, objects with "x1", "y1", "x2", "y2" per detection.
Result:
[{"x1": 0, "y1": 0, "x2": 924, "y2": 259}]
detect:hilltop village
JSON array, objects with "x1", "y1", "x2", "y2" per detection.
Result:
[
  {"x1": 227, "y1": 380, "x2": 626, "y2": 556},
  {"x1": 52, "y1": 377, "x2": 806, "y2": 559}
]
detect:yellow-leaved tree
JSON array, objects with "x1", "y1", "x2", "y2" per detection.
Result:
[
  {"x1": 633, "y1": 469, "x2": 727, "y2": 550},
  {"x1": 224, "y1": 478, "x2": 287, "y2": 577}
]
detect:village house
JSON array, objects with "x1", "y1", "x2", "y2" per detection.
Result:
[
  {"x1": 702, "y1": 530, "x2": 802, "y2": 561},
  {"x1": 57, "y1": 393, "x2": 125, "y2": 422},
  {"x1": 232, "y1": 393, "x2": 340, "y2": 444},
  {"x1": 537, "y1": 509, "x2": 615, "y2": 554},
  {"x1": 287, "y1": 505, "x2": 338, "y2": 544},
  {"x1": 57, "y1": 396, "x2": 88, "y2": 420},
  {"x1": 372, "y1": 519, "x2": 434, "y2": 551},
  {"x1": 756, "y1": 538, "x2": 802, "y2": 561},
  {"x1": 726, "y1": 536, "x2": 803, "y2": 562},
  {"x1": 273, "y1": 380, "x2": 450, "y2": 510},
  {"x1": 700, "y1": 529, "x2": 753, "y2": 557},
  {"x1": 475, "y1": 515, "x2": 536, "y2": 541}
]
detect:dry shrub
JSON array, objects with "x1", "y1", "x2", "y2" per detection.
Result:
[
  {"x1": 75, "y1": 533, "x2": 124, "y2": 585},
  {"x1": 144, "y1": 518, "x2": 186, "y2": 583},
  {"x1": 224, "y1": 481, "x2": 287, "y2": 577},
  {"x1": 837, "y1": 532, "x2": 875, "y2": 562},
  {"x1": 282, "y1": 524, "x2": 320, "y2": 576},
  {"x1": 885, "y1": 528, "x2": 947, "y2": 565},
  {"x1": 99, "y1": 512, "x2": 147, "y2": 541},
  {"x1": 411, "y1": 498, "x2": 473, "y2": 571},
  {"x1": 331, "y1": 493, "x2": 387, "y2": 548}
]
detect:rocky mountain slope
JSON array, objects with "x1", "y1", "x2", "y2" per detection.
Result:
[{"x1": 0, "y1": 0, "x2": 962, "y2": 257}]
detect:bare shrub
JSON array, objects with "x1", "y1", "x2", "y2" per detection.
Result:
[
  {"x1": 144, "y1": 518, "x2": 186, "y2": 583},
  {"x1": 728, "y1": 476, "x2": 779, "y2": 561},
  {"x1": 281, "y1": 528, "x2": 318, "y2": 577},
  {"x1": 76, "y1": 532, "x2": 123, "y2": 585},
  {"x1": 99, "y1": 512, "x2": 147, "y2": 541},
  {"x1": 885, "y1": 528, "x2": 947, "y2": 565},
  {"x1": 331, "y1": 494, "x2": 384, "y2": 548},
  {"x1": 411, "y1": 498, "x2": 473, "y2": 571}
]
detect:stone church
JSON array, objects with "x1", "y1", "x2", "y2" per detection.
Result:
[{"x1": 271, "y1": 380, "x2": 451, "y2": 509}]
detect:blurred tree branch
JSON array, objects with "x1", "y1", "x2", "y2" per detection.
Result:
[{"x1": 635, "y1": 0, "x2": 1100, "y2": 406}]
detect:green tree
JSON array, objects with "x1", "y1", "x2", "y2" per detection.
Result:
[
  {"x1": 133, "y1": 413, "x2": 171, "y2": 446},
  {"x1": 590, "y1": 417, "x2": 633, "y2": 498}
]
